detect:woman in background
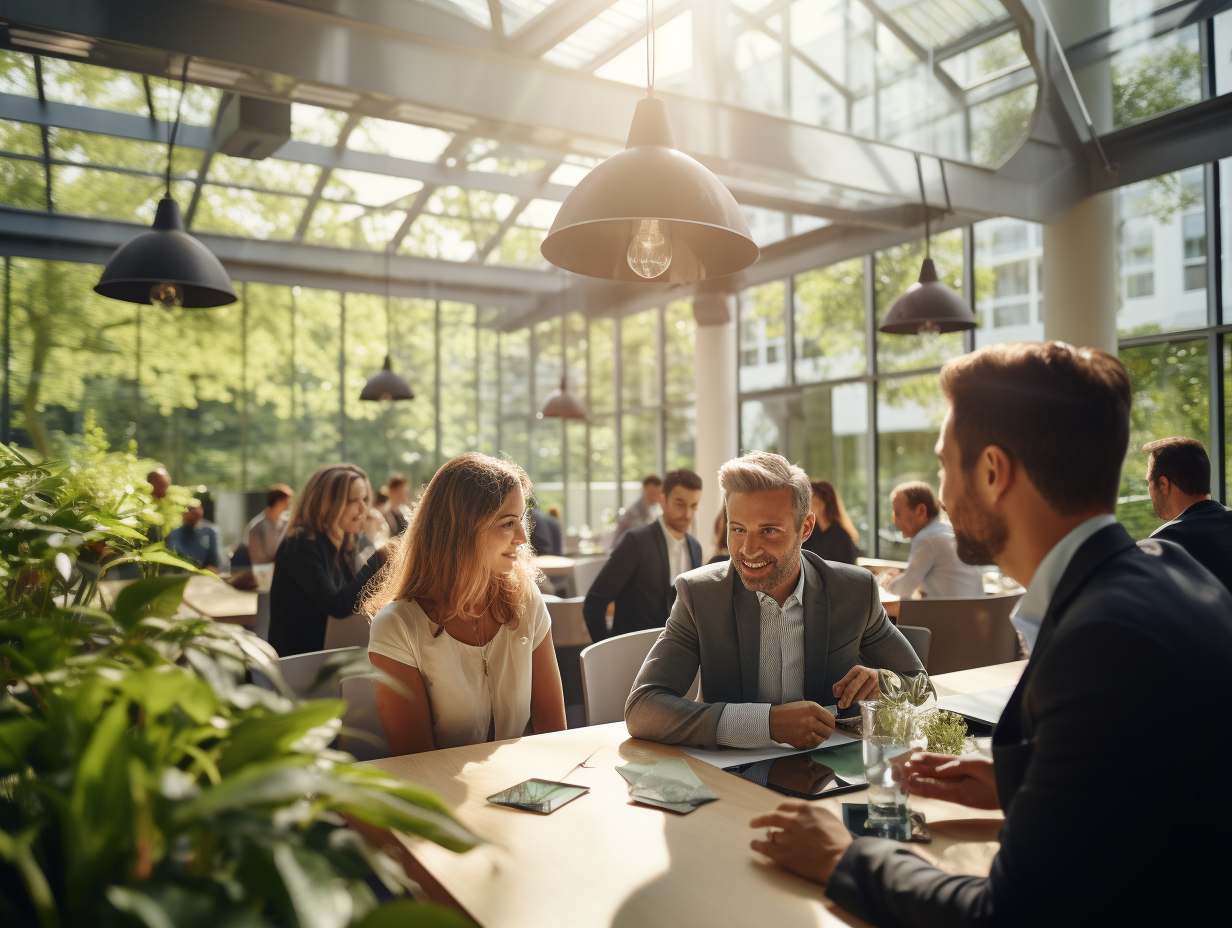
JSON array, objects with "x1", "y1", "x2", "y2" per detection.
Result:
[
  {"x1": 365, "y1": 453, "x2": 566, "y2": 755},
  {"x1": 802, "y1": 479, "x2": 861, "y2": 565},
  {"x1": 709, "y1": 507, "x2": 730, "y2": 564},
  {"x1": 378, "y1": 474, "x2": 410, "y2": 537},
  {"x1": 268, "y1": 464, "x2": 388, "y2": 656}
]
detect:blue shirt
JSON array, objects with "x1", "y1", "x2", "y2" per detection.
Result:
[{"x1": 167, "y1": 522, "x2": 222, "y2": 570}]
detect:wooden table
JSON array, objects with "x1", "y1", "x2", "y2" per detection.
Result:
[
  {"x1": 533, "y1": 555, "x2": 576, "y2": 577},
  {"x1": 369, "y1": 662, "x2": 1025, "y2": 928},
  {"x1": 98, "y1": 575, "x2": 258, "y2": 627}
]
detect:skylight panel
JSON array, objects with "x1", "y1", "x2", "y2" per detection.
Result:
[
  {"x1": 547, "y1": 161, "x2": 592, "y2": 187},
  {"x1": 593, "y1": 11, "x2": 693, "y2": 87},
  {"x1": 324, "y1": 169, "x2": 424, "y2": 208},
  {"x1": 306, "y1": 202, "x2": 407, "y2": 249},
  {"x1": 542, "y1": 0, "x2": 647, "y2": 69},
  {"x1": 517, "y1": 198, "x2": 560, "y2": 229},
  {"x1": 419, "y1": 0, "x2": 492, "y2": 28},
  {"x1": 502, "y1": 0, "x2": 555, "y2": 33},
  {"x1": 291, "y1": 103, "x2": 348, "y2": 146},
  {"x1": 349, "y1": 118, "x2": 454, "y2": 163},
  {"x1": 0, "y1": 51, "x2": 37, "y2": 97},
  {"x1": 206, "y1": 153, "x2": 321, "y2": 194}
]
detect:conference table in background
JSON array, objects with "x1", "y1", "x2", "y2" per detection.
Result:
[
  {"x1": 368, "y1": 661, "x2": 1024, "y2": 928},
  {"x1": 98, "y1": 574, "x2": 259, "y2": 627}
]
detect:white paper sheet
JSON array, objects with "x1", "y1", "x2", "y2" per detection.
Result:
[
  {"x1": 678, "y1": 729, "x2": 860, "y2": 770},
  {"x1": 937, "y1": 685, "x2": 1015, "y2": 725}
]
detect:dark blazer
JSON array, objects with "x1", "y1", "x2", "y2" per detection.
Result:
[
  {"x1": 268, "y1": 531, "x2": 385, "y2": 657},
  {"x1": 583, "y1": 521, "x2": 702, "y2": 643},
  {"x1": 626, "y1": 552, "x2": 922, "y2": 748},
  {"x1": 1150, "y1": 498, "x2": 1232, "y2": 594},
  {"x1": 826, "y1": 523, "x2": 1232, "y2": 927},
  {"x1": 528, "y1": 508, "x2": 563, "y2": 557},
  {"x1": 802, "y1": 521, "x2": 859, "y2": 565}
]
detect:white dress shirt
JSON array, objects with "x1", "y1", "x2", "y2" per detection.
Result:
[
  {"x1": 886, "y1": 516, "x2": 985, "y2": 599},
  {"x1": 1009, "y1": 513, "x2": 1118, "y2": 653},
  {"x1": 658, "y1": 517, "x2": 691, "y2": 585},
  {"x1": 715, "y1": 557, "x2": 807, "y2": 748}
]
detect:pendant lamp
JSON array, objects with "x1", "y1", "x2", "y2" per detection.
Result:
[
  {"x1": 95, "y1": 58, "x2": 236, "y2": 309},
  {"x1": 538, "y1": 311, "x2": 587, "y2": 420},
  {"x1": 360, "y1": 249, "x2": 414, "y2": 402},
  {"x1": 879, "y1": 155, "x2": 975, "y2": 335},
  {"x1": 540, "y1": 1, "x2": 758, "y2": 283}
]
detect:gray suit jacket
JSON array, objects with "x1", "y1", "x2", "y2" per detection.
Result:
[{"x1": 624, "y1": 551, "x2": 923, "y2": 749}]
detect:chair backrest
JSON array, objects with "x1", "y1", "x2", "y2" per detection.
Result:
[
  {"x1": 571, "y1": 556, "x2": 609, "y2": 598},
  {"x1": 896, "y1": 624, "x2": 932, "y2": 668},
  {"x1": 253, "y1": 591, "x2": 271, "y2": 641},
  {"x1": 544, "y1": 596, "x2": 592, "y2": 648},
  {"x1": 340, "y1": 675, "x2": 392, "y2": 761},
  {"x1": 896, "y1": 593, "x2": 1022, "y2": 675},
  {"x1": 253, "y1": 645, "x2": 364, "y2": 698},
  {"x1": 579, "y1": 629, "x2": 663, "y2": 725},
  {"x1": 323, "y1": 612, "x2": 371, "y2": 650}
]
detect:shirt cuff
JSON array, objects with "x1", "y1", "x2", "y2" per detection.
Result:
[{"x1": 716, "y1": 703, "x2": 773, "y2": 748}]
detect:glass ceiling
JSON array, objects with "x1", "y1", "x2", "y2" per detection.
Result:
[{"x1": 0, "y1": 0, "x2": 1052, "y2": 282}]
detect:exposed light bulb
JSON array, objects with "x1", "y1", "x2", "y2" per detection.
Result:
[
  {"x1": 627, "y1": 219, "x2": 672, "y2": 279},
  {"x1": 149, "y1": 282, "x2": 184, "y2": 309},
  {"x1": 917, "y1": 319, "x2": 942, "y2": 335}
]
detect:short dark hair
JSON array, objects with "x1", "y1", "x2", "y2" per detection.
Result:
[
  {"x1": 891, "y1": 481, "x2": 939, "y2": 520},
  {"x1": 642, "y1": 474, "x2": 663, "y2": 488},
  {"x1": 941, "y1": 342, "x2": 1130, "y2": 513},
  {"x1": 266, "y1": 483, "x2": 294, "y2": 507},
  {"x1": 662, "y1": 468, "x2": 702, "y2": 500},
  {"x1": 1144, "y1": 437, "x2": 1210, "y2": 496}
]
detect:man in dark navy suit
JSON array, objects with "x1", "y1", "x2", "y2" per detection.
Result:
[
  {"x1": 583, "y1": 469, "x2": 704, "y2": 643},
  {"x1": 1145, "y1": 436, "x2": 1232, "y2": 594},
  {"x1": 745, "y1": 342, "x2": 1232, "y2": 927}
]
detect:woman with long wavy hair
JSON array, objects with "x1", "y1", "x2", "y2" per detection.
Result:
[
  {"x1": 802, "y1": 479, "x2": 861, "y2": 565},
  {"x1": 268, "y1": 463, "x2": 388, "y2": 657},
  {"x1": 365, "y1": 453, "x2": 567, "y2": 755}
]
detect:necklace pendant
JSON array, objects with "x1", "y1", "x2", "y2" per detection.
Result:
[{"x1": 483, "y1": 658, "x2": 489, "y2": 676}]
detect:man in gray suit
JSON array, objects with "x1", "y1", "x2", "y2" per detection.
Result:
[{"x1": 625, "y1": 452, "x2": 923, "y2": 750}]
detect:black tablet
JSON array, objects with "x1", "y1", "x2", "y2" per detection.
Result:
[
  {"x1": 486, "y1": 778, "x2": 590, "y2": 814},
  {"x1": 728, "y1": 741, "x2": 868, "y2": 800}
]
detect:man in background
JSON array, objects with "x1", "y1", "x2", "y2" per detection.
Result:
[
  {"x1": 1145, "y1": 437, "x2": 1232, "y2": 592},
  {"x1": 879, "y1": 481, "x2": 983, "y2": 599},
  {"x1": 147, "y1": 467, "x2": 170, "y2": 500},
  {"x1": 528, "y1": 505, "x2": 564, "y2": 556},
  {"x1": 243, "y1": 484, "x2": 294, "y2": 565},
  {"x1": 610, "y1": 474, "x2": 663, "y2": 550},
  {"x1": 167, "y1": 503, "x2": 223, "y2": 574},
  {"x1": 584, "y1": 470, "x2": 703, "y2": 642}
]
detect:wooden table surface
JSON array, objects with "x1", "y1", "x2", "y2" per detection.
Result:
[
  {"x1": 98, "y1": 575, "x2": 258, "y2": 626},
  {"x1": 532, "y1": 555, "x2": 576, "y2": 576},
  {"x1": 370, "y1": 662, "x2": 1025, "y2": 928}
]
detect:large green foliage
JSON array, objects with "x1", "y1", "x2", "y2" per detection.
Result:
[{"x1": 0, "y1": 444, "x2": 476, "y2": 927}]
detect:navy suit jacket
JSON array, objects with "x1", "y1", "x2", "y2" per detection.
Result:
[
  {"x1": 1150, "y1": 498, "x2": 1232, "y2": 594},
  {"x1": 583, "y1": 522, "x2": 702, "y2": 642},
  {"x1": 826, "y1": 523, "x2": 1232, "y2": 927}
]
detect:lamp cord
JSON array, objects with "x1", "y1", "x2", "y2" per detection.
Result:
[
  {"x1": 164, "y1": 56, "x2": 190, "y2": 199},
  {"x1": 914, "y1": 152, "x2": 929, "y2": 260},
  {"x1": 385, "y1": 246, "x2": 393, "y2": 354},
  {"x1": 645, "y1": 0, "x2": 655, "y2": 97}
]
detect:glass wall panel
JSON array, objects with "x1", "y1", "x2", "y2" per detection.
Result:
[
  {"x1": 739, "y1": 281, "x2": 788, "y2": 392},
  {"x1": 974, "y1": 217, "x2": 1044, "y2": 346},
  {"x1": 589, "y1": 416, "x2": 617, "y2": 539},
  {"x1": 389, "y1": 297, "x2": 438, "y2": 490},
  {"x1": 498, "y1": 329, "x2": 530, "y2": 467},
  {"x1": 664, "y1": 299, "x2": 695, "y2": 405},
  {"x1": 589, "y1": 317, "x2": 616, "y2": 414},
  {"x1": 874, "y1": 231, "x2": 965, "y2": 374},
  {"x1": 788, "y1": 382, "x2": 869, "y2": 551},
  {"x1": 1222, "y1": 158, "x2": 1231, "y2": 315},
  {"x1": 531, "y1": 317, "x2": 563, "y2": 510},
  {"x1": 342, "y1": 290, "x2": 393, "y2": 487},
  {"x1": 741, "y1": 397, "x2": 787, "y2": 456},
  {"x1": 876, "y1": 374, "x2": 946, "y2": 561},
  {"x1": 1118, "y1": 338, "x2": 1210, "y2": 539},
  {"x1": 477, "y1": 316, "x2": 500, "y2": 456},
  {"x1": 1117, "y1": 168, "x2": 1208, "y2": 337},
  {"x1": 665, "y1": 405, "x2": 696, "y2": 473},
  {"x1": 621, "y1": 309, "x2": 659, "y2": 411},
  {"x1": 622, "y1": 410, "x2": 659, "y2": 495},
  {"x1": 439, "y1": 302, "x2": 479, "y2": 464},
  {"x1": 794, "y1": 258, "x2": 865, "y2": 383}
]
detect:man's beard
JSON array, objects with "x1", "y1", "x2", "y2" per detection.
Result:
[
  {"x1": 946, "y1": 477, "x2": 1008, "y2": 566},
  {"x1": 735, "y1": 542, "x2": 802, "y2": 593}
]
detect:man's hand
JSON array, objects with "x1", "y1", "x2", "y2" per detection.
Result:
[
  {"x1": 902, "y1": 752, "x2": 1000, "y2": 810},
  {"x1": 832, "y1": 665, "x2": 880, "y2": 709},
  {"x1": 768, "y1": 701, "x2": 834, "y2": 749},
  {"x1": 749, "y1": 801, "x2": 853, "y2": 885},
  {"x1": 876, "y1": 568, "x2": 901, "y2": 588}
]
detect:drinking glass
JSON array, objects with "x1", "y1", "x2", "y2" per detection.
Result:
[{"x1": 860, "y1": 700, "x2": 926, "y2": 840}]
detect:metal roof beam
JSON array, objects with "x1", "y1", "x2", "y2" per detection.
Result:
[{"x1": 508, "y1": 0, "x2": 620, "y2": 58}]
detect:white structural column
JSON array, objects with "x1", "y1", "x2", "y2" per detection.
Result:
[
  {"x1": 1041, "y1": 0, "x2": 1118, "y2": 355},
  {"x1": 693, "y1": 292, "x2": 739, "y2": 560}
]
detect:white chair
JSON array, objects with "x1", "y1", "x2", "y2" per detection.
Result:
[
  {"x1": 323, "y1": 612, "x2": 371, "y2": 650},
  {"x1": 579, "y1": 629, "x2": 700, "y2": 726},
  {"x1": 253, "y1": 645, "x2": 363, "y2": 698},
  {"x1": 571, "y1": 556, "x2": 609, "y2": 598},
  {"x1": 340, "y1": 675, "x2": 392, "y2": 761},
  {"x1": 544, "y1": 596, "x2": 592, "y2": 648}
]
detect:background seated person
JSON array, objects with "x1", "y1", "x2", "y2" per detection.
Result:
[
  {"x1": 625, "y1": 452, "x2": 923, "y2": 751},
  {"x1": 167, "y1": 504, "x2": 222, "y2": 574},
  {"x1": 880, "y1": 482, "x2": 983, "y2": 599},
  {"x1": 242, "y1": 483, "x2": 293, "y2": 566},
  {"x1": 583, "y1": 469, "x2": 704, "y2": 643},
  {"x1": 610, "y1": 474, "x2": 663, "y2": 550},
  {"x1": 1145, "y1": 436, "x2": 1232, "y2": 593},
  {"x1": 802, "y1": 480, "x2": 860, "y2": 565},
  {"x1": 366, "y1": 453, "x2": 567, "y2": 755}
]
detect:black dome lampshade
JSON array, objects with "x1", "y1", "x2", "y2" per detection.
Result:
[
  {"x1": 540, "y1": 1, "x2": 758, "y2": 283},
  {"x1": 538, "y1": 376, "x2": 587, "y2": 420},
  {"x1": 880, "y1": 153, "x2": 974, "y2": 336},
  {"x1": 360, "y1": 355, "x2": 415, "y2": 402},
  {"x1": 94, "y1": 197, "x2": 237, "y2": 308}
]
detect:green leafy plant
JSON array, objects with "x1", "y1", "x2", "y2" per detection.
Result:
[
  {"x1": 0, "y1": 443, "x2": 477, "y2": 927},
  {"x1": 866, "y1": 670, "x2": 937, "y2": 744},
  {"x1": 920, "y1": 709, "x2": 969, "y2": 755}
]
